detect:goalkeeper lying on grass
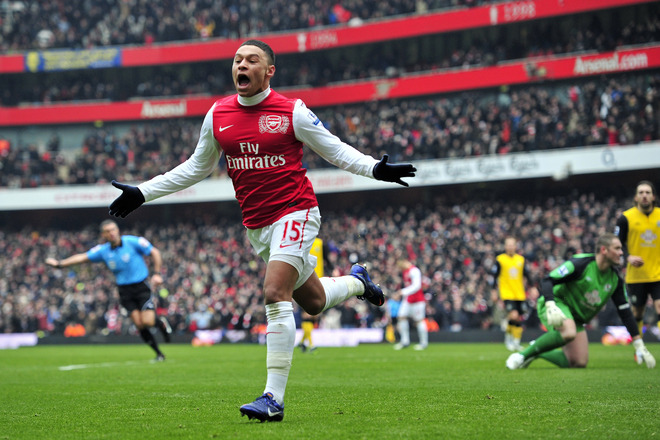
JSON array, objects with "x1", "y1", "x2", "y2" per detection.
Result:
[{"x1": 507, "y1": 233, "x2": 656, "y2": 369}]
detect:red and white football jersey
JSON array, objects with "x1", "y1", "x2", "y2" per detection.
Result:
[
  {"x1": 212, "y1": 91, "x2": 317, "y2": 228},
  {"x1": 402, "y1": 265, "x2": 425, "y2": 304},
  {"x1": 138, "y1": 88, "x2": 378, "y2": 229}
]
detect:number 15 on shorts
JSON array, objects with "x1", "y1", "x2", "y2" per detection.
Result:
[{"x1": 279, "y1": 219, "x2": 305, "y2": 249}]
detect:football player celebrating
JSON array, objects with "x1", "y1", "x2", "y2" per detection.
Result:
[
  {"x1": 507, "y1": 233, "x2": 656, "y2": 369},
  {"x1": 108, "y1": 39, "x2": 416, "y2": 422}
]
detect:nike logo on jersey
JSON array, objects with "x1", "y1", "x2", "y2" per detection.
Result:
[{"x1": 218, "y1": 125, "x2": 234, "y2": 133}]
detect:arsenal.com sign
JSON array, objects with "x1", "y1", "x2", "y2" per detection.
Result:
[
  {"x1": 574, "y1": 52, "x2": 649, "y2": 75},
  {"x1": 140, "y1": 100, "x2": 187, "y2": 118}
]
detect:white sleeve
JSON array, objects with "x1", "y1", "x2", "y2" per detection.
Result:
[
  {"x1": 401, "y1": 267, "x2": 422, "y2": 297},
  {"x1": 292, "y1": 99, "x2": 378, "y2": 178},
  {"x1": 138, "y1": 106, "x2": 221, "y2": 202}
]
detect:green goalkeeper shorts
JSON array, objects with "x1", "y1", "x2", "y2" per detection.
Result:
[{"x1": 537, "y1": 297, "x2": 585, "y2": 332}]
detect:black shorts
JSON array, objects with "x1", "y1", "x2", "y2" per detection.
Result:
[
  {"x1": 117, "y1": 281, "x2": 155, "y2": 313},
  {"x1": 626, "y1": 282, "x2": 660, "y2": 308},
  {"x1": 504, "y1": 300, "x2": 527, "y2": 315}
]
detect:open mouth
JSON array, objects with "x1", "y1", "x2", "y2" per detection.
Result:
[{"x1": 237, "y1": 74, "x2": 250, "y2": 87}]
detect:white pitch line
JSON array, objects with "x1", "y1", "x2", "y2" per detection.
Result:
[{"x1": 59, "y1": 360, "x2": 146, "y2": 371}]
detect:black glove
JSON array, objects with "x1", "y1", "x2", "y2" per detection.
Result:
[
  {"x1": 108, "y1": 180, "x2": 145, "y2": 218},
  {"x1": 372, "y1": 154, "x2": 416, "y2": 187}
]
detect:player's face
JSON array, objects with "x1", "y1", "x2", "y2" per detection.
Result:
[
  {"x1": 634, "y1": 184, "x2": 655, "y2": 212},
  {"x1": 101, "y1": 223, "x2": 121, "y2": 246},
  {"x1": 504, "y1": 238, "x2": 517, "y2": 255},
  {"x1": 232, "y1": 45, "x2": 275, "y2": 97},
  {"x1": 603, "y1": 238, "x2": 624, "y2": 267}
]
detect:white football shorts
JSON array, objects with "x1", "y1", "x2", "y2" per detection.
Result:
[
  {"x1": 246, "y1": 207, "x2": 321, "y2": 290},
  {"x1": 398, "y1": 300, "x2": 426, "y2": 321}
]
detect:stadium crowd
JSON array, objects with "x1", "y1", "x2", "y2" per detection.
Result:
[
  {"x1": 1, "y1": 0, "x2": 491, "y2": 53},
  {"x1": 1, "y1": 72, "x2": 658, "y2": 189},
  {"x1": 2, "y1": 10, "x2": 657, "y2": 106},
  {"x1": 0, "y1": 190, "x2": 629, "y2": 338}
]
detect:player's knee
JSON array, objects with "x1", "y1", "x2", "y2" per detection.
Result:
[
  {"x1": 569, "y1": 359, "x2": 588, "y2": 368},
  {"x1": 263, "y1": 286, "x2": 290, "y2": 304},
  {"x1": 561, "y1": 331, "x2": 577, "y2": 343}
]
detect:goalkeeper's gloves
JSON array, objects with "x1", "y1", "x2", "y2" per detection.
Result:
[
  {"x1": 633, "y1": 339, "x2": 656, "y2": 368},
  {"x1": 545, "y1": 300, "x2": 566, "y2": 328},
  {"x1": 108, "y1": 180, "x2": 145, "y2": 218},
  {"x1": 373, "y1": 154, "x2": 416, "y2": 187}
]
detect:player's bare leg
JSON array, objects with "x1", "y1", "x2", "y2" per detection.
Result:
[
  {"x1": 292, "y1": 272, "x2": 326, "y2": 315},
  {"x1": 562, "y1": 330, "x2": 589, "y2": 367}
]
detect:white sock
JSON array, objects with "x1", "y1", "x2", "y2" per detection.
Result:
[
  {"x1": 417, "y1": 319, "x2": 428, "y2": 347},
  {"x1": 321, "y1": 276, "x2": 363, "y2": 312},
  {"x1": 263, "y1": 301, "x2": 295, "y2": 404},
  {"x1": 398, "y1": 319, "x2": 410, "y2": 346}
]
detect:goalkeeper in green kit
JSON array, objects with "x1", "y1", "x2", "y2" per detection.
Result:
[{"x1": 507, "y1": 233, "x2": 656, "y2": 369}]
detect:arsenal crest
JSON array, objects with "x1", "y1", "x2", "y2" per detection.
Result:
[{"x1": 259, "y1": 115, "x2": 290, "y2": 134}]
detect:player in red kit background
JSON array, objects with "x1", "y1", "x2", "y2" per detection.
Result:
[
  {"x1": 394, "y1": 259, "x2": 428, "y2": 351},
  {"x1": 108, "y1": 39, "x2": 416, "y2": 422}
]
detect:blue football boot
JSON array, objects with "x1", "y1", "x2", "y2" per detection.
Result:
[
  {"x1": 350, "y1": 263, "x2": 385, "y2": 306},
  {"x1": 240, "y1": 392, "x2": 284, "y2": 422}
]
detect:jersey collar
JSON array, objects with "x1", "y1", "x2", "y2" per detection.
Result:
[{"x1": 237, "y1": 87, "x2": 271, "y2": 107}]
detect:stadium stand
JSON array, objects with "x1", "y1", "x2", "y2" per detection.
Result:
[
  {"x1": 2, "y1": 3, "x2": 658, "y2": 105},
  {"x1": 1, "y1": 72, "x2": 658, "y2": 188},
  {"x1": 0, "y1": 0, "x2": 491, "y2": 52},
  {"x1": 0, "y1": 187, "x2": 641, "y2": 336}
]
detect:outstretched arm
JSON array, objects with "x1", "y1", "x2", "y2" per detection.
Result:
[
  {"x1": 45, "y1": 252, "x2": 90, "y2": 268},
  {"x1": 109, "y1": 106, "x2": 220, "y2": 218},
  {"x1": 609, "y1": 277, "x2": 654, "y2": 367},
  {"x1": 293, "y1": 100, "x2": 416, "y2": 187}
]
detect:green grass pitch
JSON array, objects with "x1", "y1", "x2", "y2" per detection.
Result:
[{"x1": 1, "y1": 342, "x2": 658, "y2": 439}]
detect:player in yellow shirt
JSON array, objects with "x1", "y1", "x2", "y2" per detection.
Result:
[
  {"x1": 493, "y1": 237, "x2": 538, "y2": 351},
  {"x1": 298, "y1": 310, "x2": 318, "y2": 353},
  {"x1": 615, "y1": 180, "x2": 660, "y2": 338},
  {"x1": 298, "y1": 238, "x2": 324, "y2": 352}
]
